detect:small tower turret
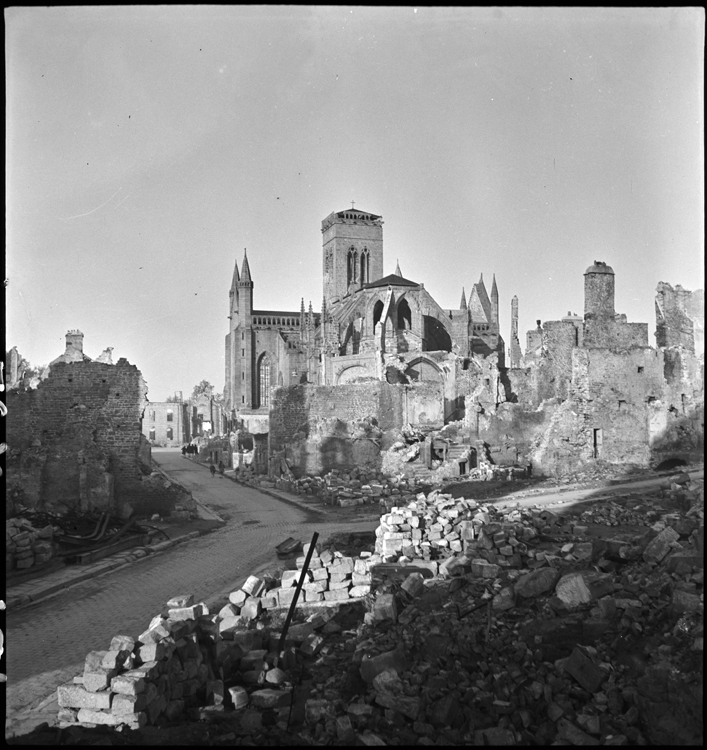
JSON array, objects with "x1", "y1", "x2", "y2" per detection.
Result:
[
  {"x1": 237, "y1": 249, "x2": 254, "y2": 408},
  {"x1": 460, "y1": 287, "x2": 467, "y2": 310},
  {"x1": 583, "y1": 261, "x2": 615, "y2": 320},
  {"x1": 491, "y1": 274, "x2": 499, "y2": 326}
]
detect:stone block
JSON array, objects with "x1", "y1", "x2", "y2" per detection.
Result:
[
  {"x1": 349, "y1": 585, "x2": 371, "y2": 598},
  {"x1": 112, "y1": 693, "x2": 149, "y2": 714},
  {"x1": 265, "y1": 667, "x2": 288, "y2": 686},
  {"x1": 219, "y1": 615, "x2": 248, "y2": 635},
  {"x1": 514, "y1": 567, "x2": 560, "y2": 598},
  {"x1": 76, "y1": 708, "x2": 121, "y2": 726},
  {"x1": 642, "y1": 526, "x2": 680, "y2": 564},
  {"x1": 57, "y1": 708, "x2": 78, "y2": 723},
  {"x1": 278, "y1": 587, "x2": 297, "y2": 607},
  {"x1": 310, "y1": 566, "x2": 329, "y2": 581},
  {"x1": 492, "y1": 586, "x2": 515, "y2": 611},
  {"x1": 280, "y1": 569, "x2": 300, "y2": 588},
  {"x1": 229, "y1": 685, "x2": 248, "y2": 709},
  {"x1": 329, "y1": 569, "x2": 351, "y2": 583},
  {"x1": 670, "y1": 589, "x2": 702, "y2": 614},
  {"x1": 555, "y1": 572, "x2": 593, "y2": 608},
  {"x1": 303, "y1": 580, "x2": 328, "y2": 594},
  {"x1": 328, "y1": 578, "x2": 351, "y2": 591},
  {"x1": 373, "y1": 593, "x2": 397, "y2": 622},
  {"x1": 556, "y1": 718, "x2": 600, "y2": 745},
  {"x1": 305, "y1": 698, "x2": 332, "y2": 725},
  {"x1": 323, "y1": 588, "x2": 349, "y2": 601},
  {"x1": 218, "y1": 603, "x2": 240, "y2": 619},
  {"x1": 229, "y1": 589, "x2": 248, "y2": 607},
  {"x1": 401, "y1": 572, "x2": 425, "y2": 598},
  {"x1": 250, "y1": 688, "x2": 291, "y2": 709},
  {"x1": 470, "y1": 559, "x2": 500, "y2": 578},
  {"x1": 261, "y1": 592, "x2": 279, "y2": 609},
  {"x1": 57, "y1": 684, "x2": 112, "y2": 710},
  {"x1": 83, "y1": 667, "x2": 117, "y2": 693},
  {"x1": 138, "y1": 640, "x2": 173, "y2": 663},
  {"x1": 240, "y1": 597, "x2": 262, "y2": 620},
  {"x1": 360, "y1": 649, "x2": 407, "y2": 683},
  {"x1": 665, "y1": 552, "x2": 704, "y2": 573},
  {"x1": 372, "y1": 668, "x2": 402, "y2": 694},
  {"x1": 305, "y1": 589, "x2": 323, "y2": 602},
  {"x1": 167, "y1": 604, "x2": 204, "y2": 621},
  {"x1": 101, "y1": 649, "x2": 132, "y2": 671},
  {"x1": 300, "y1": 634, "x2": 325, "y2": 656},
  {"x1": 330, "y1": 556, "x2": 355, "y2": 575},
  {"x1": 352, "y1": 571, "x2": 372, "y2": 586},
  {"x1": 374, "y1": 692, "x2": 420, "y2": 721},
  {"x1": 563, "y1": 647, "x2": 606, "y2": 693},
  {"x1": 111, "y1": 672, "x2": 147, "y2": 697},
  {"x1": 242, "y1": 575, "x2": 265, "y2": 597},
  {"x1": 166, "y1": 594, "x2": 194, "y2": 608},
  {"x1": 109, "y1": 634, "x2": 136, "y2": 652}
]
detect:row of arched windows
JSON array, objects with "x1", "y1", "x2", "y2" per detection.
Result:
[{"x1": 253, "y1": 316, "x2": 298, "y2": 327}]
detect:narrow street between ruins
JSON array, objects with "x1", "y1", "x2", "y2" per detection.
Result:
[{"x1": 5, "y1": 453, "x2": 378, "y2": 739}]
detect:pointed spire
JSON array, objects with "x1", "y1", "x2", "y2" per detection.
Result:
[
  {"x1": 491, "y1": 274, "x2": 498, "y2": 299},
  {"x1": 231, "y1": 258, "x2": 240, "y2": 288},
  {"x1": 395, "y1": 259, "x2": 402, "y2": 277},
  {"x1": 300, "y1": 298, "x2": 306, "y2": 315},
  {"x1": 241, "y1": 249, "x2": 251, "y2": 282},
  {"x1": 479, "y1": 272, "x2": 484, "y2": 285},
  {"x1": 460, "y1": 287, "x2": 467, "y2": 310}
]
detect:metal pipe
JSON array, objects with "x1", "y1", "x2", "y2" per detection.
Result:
[{"x1": 276, "y1": 531, "x2": 319, "y2": 659}]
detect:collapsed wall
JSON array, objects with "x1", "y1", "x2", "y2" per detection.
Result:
[
  {"x1": 5, "y1": 358, "x2": 191, "y2": 519},
  {"x1": 269, "y1": 382, "x2": 444, "y2": 477}
]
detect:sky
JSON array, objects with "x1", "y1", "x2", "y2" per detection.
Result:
[{"x1": 6, "y1": 6, "x2": 704, "y2": 401}]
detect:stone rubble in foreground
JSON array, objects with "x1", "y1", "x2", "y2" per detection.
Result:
[{"x1": 27, "y1": 471, "x2": 704, "y2": 746}]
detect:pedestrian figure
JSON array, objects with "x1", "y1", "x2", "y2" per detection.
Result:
[
  {"x1": 181, "y1": 445, "x2": 187, "y2": 457},
  {"x1": 218, "y1": 460, "x2": 225, "y2": 475},
  {"x1": 210, "y1": 463, "x2": 216, "y2": 477}
]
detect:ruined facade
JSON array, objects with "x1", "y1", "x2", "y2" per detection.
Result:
[
  {"x1": 142, "y1": 401, "x2": 190, "y2": 447},
  {"x1": 502, "y1": 264, "x2": 704, "y2": 476},
  {"x1": 224, "y1": 207, "x2": 504, "y2": 430},
  {"x1": 224, "y1": 208, "x2": 702, "y2": 479},
  {"x1": 6, "y1": 332, "x2": 191, "y2": 518}
]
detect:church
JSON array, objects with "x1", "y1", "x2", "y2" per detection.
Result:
[{"x1": 224, "y1": 207, "x2": 505, "y2": 425}]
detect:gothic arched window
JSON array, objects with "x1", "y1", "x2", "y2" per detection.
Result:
[
  {"x1": 347, "y1": 247, "x2": 358, "y2": 287},
  {"x1": 360, "y1": 248, "x2": 370, "y2": 285},
  {"x1": 257, "y1": 354, "x2": 271, "y2": 408}
]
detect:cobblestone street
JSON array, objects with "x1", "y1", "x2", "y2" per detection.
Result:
[{"x1": 5, "y1": 451, "x2": 378, "y2": 737}]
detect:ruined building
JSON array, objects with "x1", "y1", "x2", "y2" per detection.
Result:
[
  {"x1": 502, "y1": 264, "x2": 704, "y2": 476},
  {"x1": 6, "y1": 331, "x2": 193, "y2": 519},
  {"x1": 224, "y1": 207, "x2": 504, "y2": 425},
  {"x1": 224, "y1": 209, "x2": 703, "y2": 479}
]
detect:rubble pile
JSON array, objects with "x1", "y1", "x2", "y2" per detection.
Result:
[
  {"x1": 6, "y1": 516, "x2": 55, "y2": 571},
  {"x1": 375, "y1": 490, "x2": 592, "y2": 569},
  {"x1": 55, "y1": 546, "x2": 381, "y2": 731},
  {"x1": 50, "y1": 473, "x2": 703, "y2": 746},
  {"x1": 252, "y1": 468, "x2": 427, "y2": 509}
]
